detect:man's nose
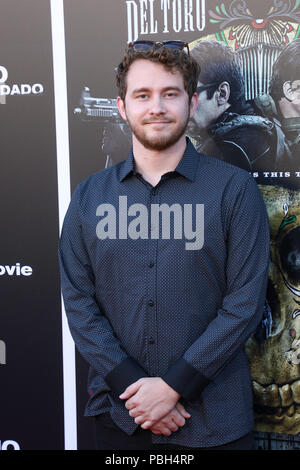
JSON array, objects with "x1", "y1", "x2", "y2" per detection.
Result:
[{"x1": 149, "y1": 95, "x2": 166, "y2": 114}]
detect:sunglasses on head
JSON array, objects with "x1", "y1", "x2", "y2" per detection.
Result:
[{"x1": 128, "y1": 40, "x2": 190, "y2": 55}]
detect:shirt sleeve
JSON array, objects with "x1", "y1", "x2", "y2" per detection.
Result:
[
  {"x1": 163, "y1": 175, "x2": 270, "y2": 401},
  {"x1": 58, "y1": 184, "x2": 147, "y2": 396}
]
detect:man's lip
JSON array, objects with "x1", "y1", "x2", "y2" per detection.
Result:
[{"x1": 144, "y1": 121, "x2": 172, "y2": 124}]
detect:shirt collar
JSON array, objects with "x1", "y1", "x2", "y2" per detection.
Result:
[{"x1": 119, "y1": 138, "x2": 199, "y2": 183}]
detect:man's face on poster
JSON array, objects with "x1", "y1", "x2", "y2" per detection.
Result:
[
  {"x1": 188, "y1": 82, "x2": 220, "y2": 134},
  {"x1": 188, "y1": 81, "x2": 230, "y2": 137},
  {"x1": 279, "y1": 79, "x2": 300, "y2": 118}
]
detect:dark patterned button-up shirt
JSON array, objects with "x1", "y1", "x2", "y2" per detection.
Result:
[{"x1": 58, "y1": 139, "x2": 270, "y2": 447}]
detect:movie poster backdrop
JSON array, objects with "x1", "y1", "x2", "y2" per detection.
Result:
[
  {"x1": 0, "y1": 0, "x2": 300, "y2": 451},
  {"x1": 63, "y1": 0, "x2": 300, "y2": 450}
]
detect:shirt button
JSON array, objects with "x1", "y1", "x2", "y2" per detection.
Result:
[
  {"x1": 148, "y1": 261, "x2": 154, "y2": 268},
  {"x1": 149, "y1": 337, "x2": 155, "y2": 344},
  {"x1": 148, "y1": 300, "x2": 154, "y2": 307}
]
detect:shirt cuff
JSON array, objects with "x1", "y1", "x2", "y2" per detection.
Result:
[
  {"x1": 163, "y1": 358, "x2": 211, "y2": 402},
  {"x1": 105, "y1": 357, "x2": 147, "y2": 396}
]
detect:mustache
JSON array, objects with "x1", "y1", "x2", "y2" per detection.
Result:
[{"x1": 141, "y1": 117, "x2": 176, "y2": 124}]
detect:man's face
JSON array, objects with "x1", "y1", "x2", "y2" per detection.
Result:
[
  {"x1": 279, "y1": 79, "x2": 300, "y2": 118},
  {"x1": 188, "y1": 82, "x2": 220, "y2": 133},
  {"x1": 117, "y1": 59, "x2": 197, "y2": 151},
  {"x1": 188, "y1": 80, "x2": 233, "y2": 138}
]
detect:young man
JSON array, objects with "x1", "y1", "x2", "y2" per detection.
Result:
[{"x1": 59, "y1": 41, "x2": 270, "y2": 450}]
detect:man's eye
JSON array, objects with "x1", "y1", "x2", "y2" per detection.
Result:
[
  {"x1": 137, "y1": 94, "x2": 148, "y2": 99},
  {"x1": 165, "y1": 92, "x2": 177, "y2": 98}
]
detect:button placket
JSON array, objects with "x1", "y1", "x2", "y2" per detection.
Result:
[{"x1": 145, "y1": 185, "x2": 160, "y2": 375}]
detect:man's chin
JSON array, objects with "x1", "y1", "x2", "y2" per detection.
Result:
[
  {"x1": 133, "y1": 126, "x2": 188, "y2": 151},
  {"x1": 137, "y1": 136, "x2": 182, "y2": 151}
]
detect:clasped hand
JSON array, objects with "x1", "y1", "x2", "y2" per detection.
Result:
[{"x1": 119, "y1": 377, "x2": 191, "y2": 436}]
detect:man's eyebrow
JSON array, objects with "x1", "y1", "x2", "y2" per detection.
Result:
[
  {"x1": 131, "y1": 86, "x2": 183, "y2": 95},
  {"x1": 161, "y1": 86, "x2": 183, "y2": 93},
  {"x1": 131, "y1": 87, "x2": 151, "y2": 95}
]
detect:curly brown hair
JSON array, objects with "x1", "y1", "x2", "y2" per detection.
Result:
[{"x1": 115, "y1": 44, "x2": 200, "y2": 102}]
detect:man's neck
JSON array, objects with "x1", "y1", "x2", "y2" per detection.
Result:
[{"x1": 132, "y1": 135, "x2": 187, "y2": 187}]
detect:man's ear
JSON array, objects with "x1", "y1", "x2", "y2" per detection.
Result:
[
  {"x1": 117, "y1": 96, "x2": 127, "y2": 120},
  {"x1": 189, "y1": 92, "x2": 199, "y2": 119},
  {"x1": 283, "y1": 81, "x2": 295, "y2": 102},
  {"x1": 216, "y1": 81, "x2": 230, "y2": 106}
]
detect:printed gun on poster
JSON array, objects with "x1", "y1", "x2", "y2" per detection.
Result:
[{"x1": 74, "y1": 87, "x2": 123, "y2": 123}]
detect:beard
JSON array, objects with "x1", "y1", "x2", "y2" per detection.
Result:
[{"x1": 127, "y1": 113, "x2": 190, "y2": 151}]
